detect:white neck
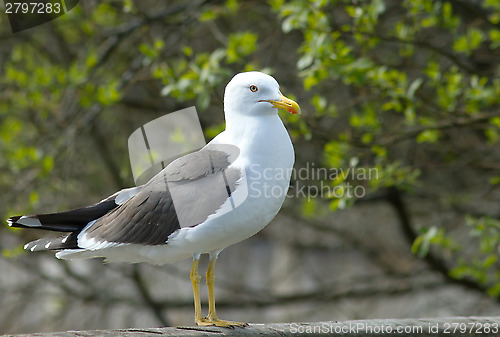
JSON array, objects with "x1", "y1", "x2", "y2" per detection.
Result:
[{"x1": 209, "y1": 112, "x2": 295, "y2": 183}]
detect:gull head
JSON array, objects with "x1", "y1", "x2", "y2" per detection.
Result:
[{"x1": 224, "y1": 71, "x2": 301, "y2": 117}]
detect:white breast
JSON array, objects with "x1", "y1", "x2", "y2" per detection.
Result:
[{"x1": 170, "y1": 113, "x2": 294, "y2": 255}]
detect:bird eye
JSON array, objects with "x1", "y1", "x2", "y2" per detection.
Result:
[{"x1": 249, "y1": 85, "x2": 258, "y2": 92}]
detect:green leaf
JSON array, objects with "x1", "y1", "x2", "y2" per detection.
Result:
[
  {"x1": 302, "y1": 198, "x2": 317, "y2": 218},
  {"x1": 225, "y1": 0, "x2": 240, "y2": 12},
  {"x1": 226, "y1": 32, "x2": 258, "y2": 63},
  {"x1": 425, "y1": 61, "x2": 440, "y2": 81},
  {"x1": 487, "y1": 283, "x2": 500, "y2": 297},
  {"x1": 490, "y1": 176, "x2": 500, "y2": 185},
  {"x1": 416, "y1": 129, "x2": 440, "y2": 143},
  {"x1": 183, "y1": 46, "x2": 193, "y2": 57},
  {"x1": 412, "y1": 226, "x2": 439, "y2": 258},
  {"x1": 29, "y1": 191, "x2": 39, "y2": 205},
  {"x1": 199, "y1": 9, "x2": 218, "y2": 22},
  {"x1": 483, "y1": 254, "x2": 497, "y2": 268},
  {"x1": 329, "y1": 198, "x2": 346, "y2": 211},
  {"x1": 304, "y1": 76, "x2": 319, "y2": 90},
  {"x1": 453, "y1": 28, "x2": 484, "y2": 54},
  {"x1": 297, "y1": 54, "x2": 314, "y2": 70},
  {"x1": 490, "y1": 29, "x2": 500, "y2": 48},
  {"x1": 269, "y1": 0, "x2": 285, "y2": 11},
  {"x1": 42, "y1": 156, "x2": 54, "y2": 173},
  {"x1": 311, "y1": 94, "x2": 327, "y2": 112},
  {"x1": 407, "y1": 78, "x2": 423, "y2": 100}
]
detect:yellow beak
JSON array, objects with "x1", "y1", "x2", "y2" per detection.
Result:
[{"x1": 263, "y1": 93, "x2": 301, "y2": 115}]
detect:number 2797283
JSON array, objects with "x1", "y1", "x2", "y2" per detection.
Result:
[{"x1": 5, "y1": 2, "x2": 62, "y2": 14}]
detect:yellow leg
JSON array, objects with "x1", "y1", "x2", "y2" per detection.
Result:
[
  {"x1": 205, "y1": 258, "x2": 218, "y2": 320},
  {"x1": 203, "y1": 258, "x2": 248, "y2": 328},
  {"x1": 190, "y1": 258, "x2": 205, "y2": 325}
]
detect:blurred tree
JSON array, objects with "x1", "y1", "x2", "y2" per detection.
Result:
[
  {"x1": 1, "y1": 0, "x2": 500, "y2": 333},
  {"x1": 270, "y1": 0, "x2": 500, "y2": 299}
]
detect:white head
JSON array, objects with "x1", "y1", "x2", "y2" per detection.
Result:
[{"x1": 224, "y1": 71, "x2": 300, "y2": 118}]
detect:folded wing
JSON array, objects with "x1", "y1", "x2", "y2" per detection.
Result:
[{"x1": 8, "y1": 144, "x2": 241, "y2": 252}]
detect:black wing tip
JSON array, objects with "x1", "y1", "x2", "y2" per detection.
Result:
[
  {"x1": 5, "y1": 215, "x2": 43, "y2": 229},
  {"x1": 6, "y1": 216, "x2": 21, "y2": 227}
]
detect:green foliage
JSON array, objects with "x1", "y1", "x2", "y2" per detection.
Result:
[
  {"x1": 412, "y1": 226, "x2": 459, "y2": 258},
  {"x1": 270, "y1": 0, "x2": 500, "y2": 297},
  {"x1": 453, "y1": 28, "x2": 484, "y2": 55},
  {"x1": 226, "y1": 32, "x2": 258, "y2": 64},
  {"x1": 0, "y1": 1, "x2": 131, "y2": 220},
  {"x1": 204, "y1": 122, "x2": 226, "y2": 140},
  {"x1": 416, "y1": 217, "x2": 500, "y2": 296},
  {"x1": 156, "y1": 49, "x2": 230, "y2": 110},
  {"x1": 271, "y1": 0, "x2": 500, "y2": 183},
  {"x1": 369, "y1": 161, "x2": 420, "y2": 191},
  {"x1": 1, "y1": 0, "x2": 500, "y2": 301}
]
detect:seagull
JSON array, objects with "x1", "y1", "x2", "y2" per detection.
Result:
[{"x1": 7, "y1": 71, "x2": 300, "y2": 328}]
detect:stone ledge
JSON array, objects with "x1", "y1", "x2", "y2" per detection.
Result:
[{"x1": 4, "y1": 317, "x2": 500, "y2": 337}]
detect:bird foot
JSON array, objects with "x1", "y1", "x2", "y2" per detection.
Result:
[{"x1": 195, "y1": 317, "x2": 248, "y2": 328}]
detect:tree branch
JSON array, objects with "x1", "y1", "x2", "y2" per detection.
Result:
[{"x1": 382, "y1": 187, "x2": 495, "y2": 300}]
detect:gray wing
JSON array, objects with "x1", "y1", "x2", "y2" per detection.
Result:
[{"x1": 82, "y1": 144, "x2": 241, "y2": 246}]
